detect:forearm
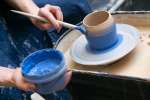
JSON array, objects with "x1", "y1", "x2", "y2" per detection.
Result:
[
  {"x1": 0, "y1": 67, "x2": 15, "y2": 87},
  {"x1": 6, "y1": 0, "x2": 39, "y2": 15}
]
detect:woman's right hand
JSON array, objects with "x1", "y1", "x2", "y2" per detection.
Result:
[
  {"x1": 60, "y1": 68, "x2": 72, "y2": 90},
  {"x1": 30, "y1": 4, "x2": 63, "y2": 31}
]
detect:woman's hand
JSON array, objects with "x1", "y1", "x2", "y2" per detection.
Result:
[
  {"x1": 30, "y1": 4, "x2": 63, "y2": 31},
  {"x1": 11, "y1": 68, "x2": 36, "y2": 92},
  {"x1": 62, "y1": 68, "x2": 72, "y2": 90},
  {"x1": 11, "y1": 68, "x2": 71, "y2": 92},
  {"x1": 6, "y1": 1, "x2": 63, "y2": 31}
]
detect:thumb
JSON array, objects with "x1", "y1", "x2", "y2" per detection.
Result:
[
  {"x1": 64, "y1": 70, "x2": 72, "y2": 86},
  {"x1": 20, "y1": 82, "x2": 36, "y2": 92}
]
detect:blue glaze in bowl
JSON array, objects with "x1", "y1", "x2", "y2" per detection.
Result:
[{"x1": 21, "y1": 49, "x2": 66, "y2": 94}]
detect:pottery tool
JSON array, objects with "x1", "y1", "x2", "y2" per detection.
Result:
[{"x1": 10, "y1": 10, "x2": 77, "y2": 29}]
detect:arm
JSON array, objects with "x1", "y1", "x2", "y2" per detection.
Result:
[
  {"x1": 5, "y1": 0, "x2": 63, "y2": 30},
  {"x1": 6, "y1": 0, "x2": 39, "y2": 15},
  {"x1": 0, "y1": 67, "x2": 15, "y2": 86}
]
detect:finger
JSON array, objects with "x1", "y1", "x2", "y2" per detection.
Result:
[
  {"x1": 29, "y1": 84, "x2": 36, "y2": 90},
  {"x1": 21, "y1": 77, "x2": 36, "y2": 91},
  {"x1": 34, "y1": 14, "x2": 52, "y2": 30},
  {"x1": 49, "y1": 6, "x2": 63, "y2": 21},
  {"x1": 67, "y1": 68, "x2": 72, "y2": 72},
  {"x1": 22, "y1": 83, "x2": 36, "y2": 92},
  {"x1": 49, "y1": 6, "x2": 63, "y2": 31},
  {"x1": 40, "y1": 7, "x2": 60, "y2": 30},
  {"x1": 64, "y1": 70, "x2": 72, "y2": 86},
  {"x1": 45, "y1": 11, "x2": 60, "y2": 30},
  {"x1": 56, "y1": 9, "x2": 63, "y2": 31},
  {"x1": 36, "y1": 22, "x2": 52, "y2": 30},
  {"x1": 28, "y1": 86, "x2": 36, "y2": 92},
  {"x1": 27, "y1": 84, "x2": 37, "y2": 92}
]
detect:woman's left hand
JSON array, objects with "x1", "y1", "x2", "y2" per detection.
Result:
[{"x1": 11, "y1": 68, "x2": 36, "y2": 92}]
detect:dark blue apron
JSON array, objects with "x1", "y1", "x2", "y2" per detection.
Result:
[{"x1": 0, "y1": 0, "x2": 91, "y2": 99}]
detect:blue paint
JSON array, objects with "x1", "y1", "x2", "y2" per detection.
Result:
[{"x1": 28, "y1": 59, "x2": 58, "y2": 76}]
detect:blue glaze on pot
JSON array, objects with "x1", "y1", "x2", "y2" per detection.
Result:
[
  {"x1": 75, "y1": 26, "x2": 87, "y2": 33},
  {"x1": 86, "y1": 23, "x2": 118, "y2": 50},
  {"x1": 76, "y1": 23, "x2": 118, "y2": 51}
]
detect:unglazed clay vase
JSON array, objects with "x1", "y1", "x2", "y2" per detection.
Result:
[{"x1": 82, "y1": 11, "x2": 118, "y2": 50}]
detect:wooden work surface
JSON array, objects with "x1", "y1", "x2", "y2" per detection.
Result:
[{"x1": 56, "y1": 12, "x2": 150, "y2": 79}]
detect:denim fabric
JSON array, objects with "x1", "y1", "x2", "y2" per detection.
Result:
[
  {"x1": 0, "y1": 0, "x2": 92, "y2": 100},
  {"x1": 0, "y1": 17, "x2": 72, "y2": 100},
  {"x1": 0, "y1": 18, "x2": 19, "y2": 67}
]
